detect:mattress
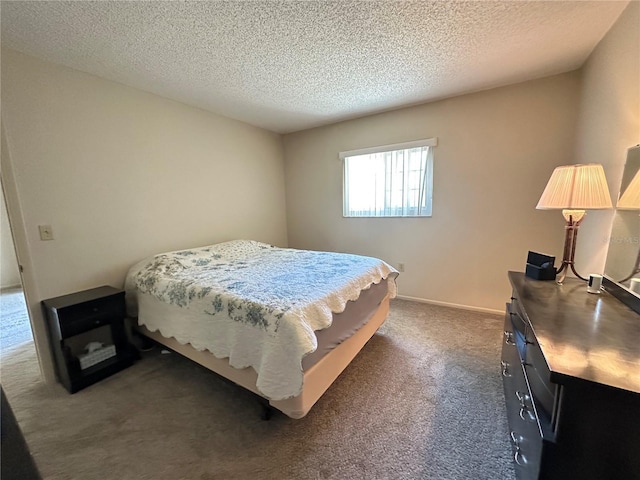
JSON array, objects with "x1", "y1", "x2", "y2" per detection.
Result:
[
  {"x1": 301, "y1": 278, "x2": 388, "y2": 370},
  {"x1": 125, "y1": 240, "x2": 398, "y2": 401}
]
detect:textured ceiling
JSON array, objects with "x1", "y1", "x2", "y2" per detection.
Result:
[{"x1": 0, "y1": 1, "x2": 629, "y2": 133}]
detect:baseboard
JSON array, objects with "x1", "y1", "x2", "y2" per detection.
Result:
[{"x1": 395, "y1": 295, "x2": 503, "y2": 315}]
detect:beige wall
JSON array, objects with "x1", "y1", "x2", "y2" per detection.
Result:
[
  {"x1": 1, "y1": 49, "x2": 288, "y2": 380},
  {"x1": 573, "y1": 1, "x2": 640, "y2": 276},
  {"x1": 283, "y1": 73, "x2": 581, "y2": 311},
  {"x1": 1, "y1": 181, "x2": 21, "y2": 288}
]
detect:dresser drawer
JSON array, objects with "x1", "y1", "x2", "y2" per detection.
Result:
[
  {"x1": 502, "y1": 305, "x2": 517, "y2": 350},
  {"x1": 504, "y1": 299, "x2": 544, "y2": 480},
  {"x1": 524, "y1": 340, "x2": 556, "y2": 422},
  {"x1": 504, "y1": 362, "x2": 542, "y2": 480},
  {"x1": 506, "y1": 362, "x2": 543, "y2": 478},
  {"x1": 57, "y1": 295, "x2": 125, "y2": 338},
  {"x1": 509, "y1": 413, "x2": 542, "y2": 480},
  {"x1": 501, "y1": 334, "x2": 523, "y2": 390},
  {"x1": 507, "y1": 300, "x2": 528, "y2": 338},
  {"x1": 502, "y1": 306, "x2": 525, "y2": 387}
]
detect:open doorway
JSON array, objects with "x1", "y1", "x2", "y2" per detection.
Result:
[{"x1": 1, "y1": 178, "x2": 33, "y2": 355}]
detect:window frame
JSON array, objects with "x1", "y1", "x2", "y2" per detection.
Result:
[{"x1": 339, "y1": 137, "x2": 437, "y2": 218}]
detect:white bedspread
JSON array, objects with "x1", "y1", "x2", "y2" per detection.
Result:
[{"x1": 124, "y1": 240, "x2": 398, "y2": 400}]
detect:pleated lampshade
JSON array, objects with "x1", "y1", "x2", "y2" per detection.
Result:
[
  {"x1": 536, "y1": 164, "x2": 612, "y2": 210},
  {"x1": 617, "y1": 170, "x2": 640, "y2": 210}
]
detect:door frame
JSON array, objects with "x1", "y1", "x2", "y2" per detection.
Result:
[{"x1": 1, "y1": 121, "x2": 56, "y2": 384}]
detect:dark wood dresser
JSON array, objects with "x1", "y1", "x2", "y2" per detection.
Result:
[
  {"x1": 502, "y1": 272, "x2": 640, "y2": 480},
  {"x1": 42, "y1": 286, "x2": 138, "y2": 393}
]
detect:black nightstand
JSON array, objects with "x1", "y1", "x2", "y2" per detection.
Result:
[{"x1": 42, "y1": 286, "x2": 138, "y2": 393}]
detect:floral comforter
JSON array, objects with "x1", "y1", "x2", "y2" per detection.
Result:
[{"x1": 125, "y1": 240, "x2": 398, "y2": 400}]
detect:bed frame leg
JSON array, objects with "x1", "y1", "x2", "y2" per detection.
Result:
[{"x1": 257, "y1": 397, "x2": 275, "y2": 421}]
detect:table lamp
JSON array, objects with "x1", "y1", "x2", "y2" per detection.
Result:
[{"x1": 536, "y1": 163, "x2": 612, "y2": 284}]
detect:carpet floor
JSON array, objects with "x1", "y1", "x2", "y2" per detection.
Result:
[
  {"x1": 0, "y1": 299, "x2": 515, "y2": 480},
  {"x1": 0, "y1": 287, "x2": 33, "y2": 352}
]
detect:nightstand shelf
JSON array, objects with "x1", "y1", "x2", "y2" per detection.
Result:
[{"x1": 42, "y1": 286, "x2": 138, "y2": 393}]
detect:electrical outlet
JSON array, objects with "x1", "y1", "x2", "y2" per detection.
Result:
[
  {"x1": 398, "y1": 262, "x2": 405, "y2": 272},
  {"x1": 38, "y1": 225, "x2": 54, "y2": 241}
]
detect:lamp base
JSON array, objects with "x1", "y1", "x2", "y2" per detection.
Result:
[{"x1": 556, "y1": 210, "x2": 587, "y2": 284}]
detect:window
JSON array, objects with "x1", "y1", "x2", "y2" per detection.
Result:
[{"x1": 340, "y1": 138, "x2": 437, "y2": 217}]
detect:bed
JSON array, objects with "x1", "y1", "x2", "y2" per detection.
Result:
[{"x1": 124, "y1": 240, "x2": 398, "y2": 418}]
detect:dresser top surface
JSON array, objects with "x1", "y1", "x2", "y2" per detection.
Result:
[{"x1": 509, "y1": 271, "x2": 640, "y2": 394}]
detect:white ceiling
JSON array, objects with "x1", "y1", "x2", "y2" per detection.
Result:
[{"x1": 0, "y1": 1, "x2": 629, "y2": 134}]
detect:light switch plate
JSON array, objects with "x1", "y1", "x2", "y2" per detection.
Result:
[{"x1": 38, "y1": 225, "x2": 54, "y2": 241}]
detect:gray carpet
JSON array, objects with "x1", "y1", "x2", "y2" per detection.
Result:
[
  {"x1": 0, "y1": 287, "x2": 33, "y2": 351},
  {"x1": 0, "y1": 299, "x2": 515, "y2": 480}
]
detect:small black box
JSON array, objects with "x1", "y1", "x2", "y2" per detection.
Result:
[{"x1": 525, "y1": 251, "x2": 556, "y2": 281}]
